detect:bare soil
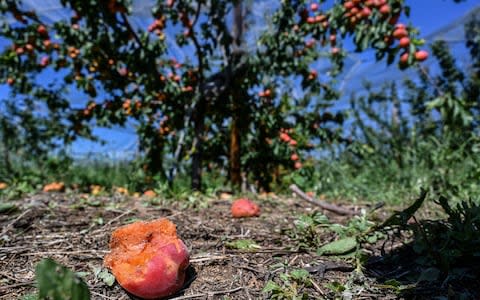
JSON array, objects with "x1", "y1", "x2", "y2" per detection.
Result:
[{"x1": 0, "y1": 192, "x2": 476, "y2": 299}]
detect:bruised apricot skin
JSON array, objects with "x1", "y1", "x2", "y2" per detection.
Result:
[
  {"x1": 231, "y1": 198, "x2": 261, "y2": 218},
  {"x1": 104, "y1": 219, "x2": 189, "y2": 299}
]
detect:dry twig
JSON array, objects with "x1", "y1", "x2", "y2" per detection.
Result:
[{"x1": 290, "y1": 184, "x2": 360, "y2": 216}]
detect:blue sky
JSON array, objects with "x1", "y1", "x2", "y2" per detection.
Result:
[
  {"x1": 0, "y1": 1, "x2": 479, "y2": 157},
  {"x1": 409, "y1": 1, "x2": 479, "y2": 36}
]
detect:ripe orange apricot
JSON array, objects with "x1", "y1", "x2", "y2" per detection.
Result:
[
  {"x1": 43, "y1": 182, "x2": 65, "y2": 192},
  {"x1": 398, "y1": 37, "x2": 410, "y2": 48},
  {"x1": 393, "y1": 28, "x2": 408, "y2": 39},
  {"x1": 400, "y1": 52, "x2": 409, "y2": 64},
  {"x1": 279, "y1": 132, "x2": 291, "y2": 142},
  {"x1": 343, "y1": 1, "x2": 354, "y2": 9},
  {"x1": 415, "y1": 50, "x2": 429, "y2": 62},
  {"x1": 40, "y1": 56, "x2": 50, "y2": 67},
  {"x1": 143, "y1": 190, "x2": 157, "y2": 197},
  {"x1": 379, "y1": 4, "x2": 390, "y2": 15},
  {"x1": 361, "y1": 7, "x2": 372, "y2": 18},
  {"x1": 231, "y1": 198, "x2": 260, "y2": 218},
  {"x1": 331, "y1": 47, "x2": 341, "y2": 55},
  {"x1": 104, "y1": 219, "x2": 189, "y2": 299},
  {"x1": 37, "y1": 25, "x2": 48, "y2": 36}
]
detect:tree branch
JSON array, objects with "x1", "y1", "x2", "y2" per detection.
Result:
[
  {"x1": 290, "y1": 184, "x2": 360, "y2": 216},
  {"x1": 120, "y1": 12, "x2": 143, "y2": 49}
]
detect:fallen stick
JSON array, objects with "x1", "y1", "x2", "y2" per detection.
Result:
[{"x1": 289, "y1": 184, "x2": 360, "y2": 216}]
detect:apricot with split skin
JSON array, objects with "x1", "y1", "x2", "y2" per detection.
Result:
[{"x1": 104, "y1": 219, "x2": 190, "y2": 299}]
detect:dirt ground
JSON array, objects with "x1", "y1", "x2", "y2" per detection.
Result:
[{"x1": 0, "y1": 192, "x2": 475, "y2": 299}]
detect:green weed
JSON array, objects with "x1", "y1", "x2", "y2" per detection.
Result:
[{"x1": 262, "y1": 268, "x2": 313, "y2": 300}]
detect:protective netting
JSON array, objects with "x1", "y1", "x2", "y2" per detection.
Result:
[{"x1": 1, "y1": 1, "x2": 479, "y2": 159}]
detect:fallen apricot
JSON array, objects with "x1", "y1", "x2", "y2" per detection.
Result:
[
  {"x1": 231, "y1": 198, "x2": 260, "y2": 218},
  {"x1": 43, "y1": 182, "x2": 65, "y2": 193},
  {"x1": 90, "y1": 184, "x2": 103, "y2": 195},
  {"x1": 104, "y1": 219, "x2": 189, "y2": 299},
  {"x1": 0, "y1": 182, "x2": 7, "y2": 190},
  {"x1": 143, "y1": 190, "x2": 157, "y2": 198},
  {"x1": 115, "y1": 186, "x2": 129, "y2": 195}
]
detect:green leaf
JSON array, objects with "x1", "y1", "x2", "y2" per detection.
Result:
[
  {"x1": 21, "y1": 293, "x2": 38, "y2": 300},
  {"x1": 317, "y1": 237, "x2": 357, "y2": 255},
  {"x1": 290, "y1": 269, "x2": 310, "y2": 283},
  {"x1": 378, "y1": 190, "x2": 427, "y2": 229},
  {"x1": 326, "y1": 281, "x2": 346, "y2": 293},
  {"x1": 262, "y1": 280, "x2": 280, "y2": 293},
  {"x1": 36, "y1": 258, "x2": 90, "y2": 300},
  {"x1": 0, "y1": 202, "x2": 18, "y2": 214},
  {"x1": 97, "y1": 269, "x2": 115, "y2": 287},
  {"x1": 384, "y1": 279, "x2": 401, "y2": 287},
  {"x1": 225, "y1": 239, "x2": 261, "y2": 250}
]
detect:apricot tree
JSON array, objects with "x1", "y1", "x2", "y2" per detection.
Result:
[{"x1": 0, "y1": 0, "x2": 429, "y2": 190}]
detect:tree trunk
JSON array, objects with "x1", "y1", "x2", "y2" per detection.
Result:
[
  {"x1": 144, "y1": 127, "x2": 165, "y2": 181},
  {"x1": 228, "y1": 1, "x2": 244, "y2": 188},
  {"x1": 229, "y1": 107, "x2": 241, "y2": 187},
  {"x1": 191, "y1": 97, "x2": 205, "y2": 190}
]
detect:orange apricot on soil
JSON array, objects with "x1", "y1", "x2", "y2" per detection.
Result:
[
  {"x1": 90, "y1": 184, "x2": 103, "y2": 195},
  {"x1": 143, "y1": 190, "x2": 157, "y2": 198},
  {"x1": 231, "y1": 198, "x2": 260, "y2": 218},
  {"x1": 115, "y1": 186, "x2": 129, "y2": 195},
  {"x1": 43, "y1": 182, "x2": 65, "y2": 193},
  {"x1": 104, "y1": 219, "x2": 190, "y2": 299}
]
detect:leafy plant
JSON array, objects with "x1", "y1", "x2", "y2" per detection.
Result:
[
  {"x1": 262, "y1": 268, "x2": 312, "y2": 300},
  {"x1": 35, "y1": 258, "x2": 90, "y2": 300},
  {"x1": 289, "y1": 211, "x2": 330, "y2": 249},
  {"x1": 411, "y1": 196, "x2": 480, "y2": 271},
  {"x1": 368, "y1": 191, "x2": 480, "y2": 297},
  {"x1": 290, "y1": 209, "x2": 381, "y2": 256}
]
